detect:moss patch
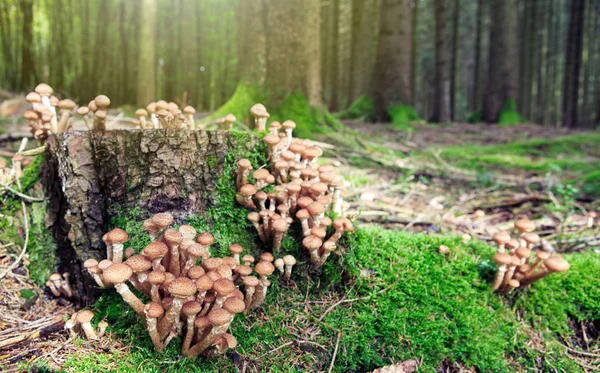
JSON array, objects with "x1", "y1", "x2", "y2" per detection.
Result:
[
  {"x1": 0, "y1": 154, "x2": 55, "y2": 285},
  {"x1": 388, "y1": 104, "x2": 421, "y2": 130},
  {"x1": 336, "y1": 95, "x2": 376, "y2": 121},
  {"x1": 499, "y1": 98, "x2": 526, "y2": 126}
]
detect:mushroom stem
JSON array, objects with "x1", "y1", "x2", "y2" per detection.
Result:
[
  {"x1": 115, "y1": 282, "x2": 146, "y2": 316},
  {"x1": 158, "y1": 297, "x2": 184, "y2": 338},
  {"x1": 181, "y1": 315, "x2": 196, "y2": 353}
]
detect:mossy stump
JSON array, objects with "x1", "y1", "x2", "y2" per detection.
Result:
[{"x1": 42, "y1": 130, "x2": 255, "y2": 305}]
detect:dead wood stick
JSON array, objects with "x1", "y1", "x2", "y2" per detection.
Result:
[
  {"x1": 1, "y1": 184, "x2": 44, "y2": 202},
  {"x1": 328, "y1": 331, "x2": 342, "y2": 373}
]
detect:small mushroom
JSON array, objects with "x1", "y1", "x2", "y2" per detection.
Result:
[
  {"x1": 520, "y1": 256, "x2": 570, "y2": 286},
  {"x1": 282, "y1": 255, "x2": 296, "y2": 281},
  {"x1": 75, "y1": 310, "x2": 98, "y2": 340}
]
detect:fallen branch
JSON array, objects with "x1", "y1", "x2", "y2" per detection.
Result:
[
  {"x1": 1, "y1": 184, "x2": 44, "y2": 202},
  {"x1": 328, "y1": 331, "x2": 342, "y2": 373},
  {"x1": 0, "y1": 132, "x2": 33, "y2": 144}
]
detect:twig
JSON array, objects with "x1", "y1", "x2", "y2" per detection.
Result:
[
  {"x1": 21, "y1": 146, "x2": 46, "y2": 157},
  {"x1": 0, "y1": 132, "x2": 33, "y2": 144},
  {"x1": 318, "y1": 279, "x2": 399, "y2": 322},
  {"x1": 328, "y1": 331, "x2": 342, "y2": 373},
  {"x1": 1, "y1": 184, "x2": 44, "y2": 202},
  {"x1": 256, "y1": 341, "x2": 295, "y2": 359}
]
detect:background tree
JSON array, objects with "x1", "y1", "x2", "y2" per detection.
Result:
[
  {"x1": 431, "y1": 0, "x2": 451, "y2": 122},
  {"x1": 562, "y1": 0, "x2": 585, "y2": 128},
  {"x1": 483, "y1": 0, "x2": 518, "y2": 123},
  {"x1": 137, "y1": 0, "x2": 157, "y2": 105},
  {"x1": 371, "y1": 0, "x2": 413, "y2": 121}
]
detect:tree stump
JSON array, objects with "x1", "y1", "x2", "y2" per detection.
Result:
[{"x1": 42, "y1": 130, "x2": 253, "y2": 305}]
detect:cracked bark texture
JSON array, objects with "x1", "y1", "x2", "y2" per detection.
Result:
[{"x1": 42, "y1": 130, "x2": 251, "y2": 305}]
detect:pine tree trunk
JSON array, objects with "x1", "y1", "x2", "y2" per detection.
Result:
[
  {"x1": 329, "y1": 0, "x2": 341, "y2": 111},
  {"x1": 306, "y1": 0, "x2": 323, "y2": 107},
  {"x1": 137, "y1": 0, "x2": 157, "y2": 105},
  {"x1": 483, "y1": 0, "x2": 518, "y2": 123},
  {"x1": 432, "y1": 0, "x2": 451, "y2": 123},
  {"x1": 450, "y1": 0, "x2": 460, "y2": 121},
  {"x1": 42, "y1": 130, "x2": 253, "y2": 305},
  {"x1": 349, "y1": 0, "x2": 375, "y2": 103},
  {"x1": 19, "y1": 0, "x2": 36, "y2": 91},
  {"x1": 472, "y1": 0, "x2": 484, "y2": 112},
  {"x1": 561, "y1": 0, "x2": 585, "y2": 128},
  {"x1": 371, "y1": 0, "x2": 413, "y2": 121},
  {"x1": 238, "y1": 0, "x2": 267, "y2": 85}
]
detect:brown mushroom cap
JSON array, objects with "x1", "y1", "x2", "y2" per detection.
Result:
[
  {"x1": 522, "y1": 233, "x2": 540, "y2": 245},
  {"x1": 94, "y1": 95, "x2": 111, "y2": 108},
  {"x1": 183, "y1": 106, "x2": 196, "y2": 115},
  {"x1": 240, "y1": 184, "x2": 257, "y2": 197},
  {"x1": 23, "y1": 110, "x2": 39, "y2": 120},
  {"x1": 242, "y1": 254, "x2": 255, "y2": 264},
  {"x1": 168, "y1": 277, "x2": 197, "y2": 298},
  {"x1": 143, "y1": 241, "x2": 169, "y2": 259},
  {"x1": 544, "y1": 257, "x2": 570, "y2": 272},
  {"x1": 125, "y1": 255, "x2": 153, "y2": 272},
  {"x1": 282, "y1": 255, "x2": 296, "y2": 266},
  {"x1": 77, "y1": 106, "x2": 90, "y2": 116},
  {"x1": 536, "y1": 251, "x2": 551, "y2": 261},
  {"x1": 248, "y1": 212, "x2": 260, "y2": 223},
  {"x1": 515, "y1": 247, "x2": 531, "y2": 259},
  {"x1": 107, "y1": 228, "x2": 129, "y2": 244},
  {"x1": 196, "y1": 275, "x2": 214, "y2": 292},
  {"x1": 26, "y1": 92, "x2": 41, "y2": 102},
  {"x1": 84, "y1": 258, "x2": 99, "y2": 270},
  {"x1": 236, "y1": 265, "x2": 252, "y2": 277},
  {"x1": 253, "y1": 169, "x2": 270, "y2": 181},
  {"x1": 203, "y1": 258, "x2": 223, "y2": 271},
  {"x1": 296, "y1": 209, "x2": 310, "y2": 220},
  {"x1": 493, "y1": 253, "x2": 513, "y2": 265},
  {"x1": 229, "y1": 244, "x2": 244, "y2": 255},
  {"x1": 297, "y1": 197, "x2": 314, "y2": 210},
  {"x1": 272, "y1": 219, "x2": 288, "y2": 233},
  {"x1": 243, "y1": 275, "x2": 260, "y2": 287},
  {"x1": 197, "y1": 232, "x2": 215, "y2": 246},
  {"x1": 75, "y1": 310, "x2": 94, "y2": 323},
  {"x1": 35, "y1": 83, "x2": 53, "y2": 96},
  {"x1": 145, "y1": 301, "x2": 165, "y2": 318},
  {"x1": 237, "y1": 158, "x2": 252, "y2": 169},
  {"x1": 307, "y1": 202, "x2": 325, "y2": 216},
  {"x1": 282, "y1": 120, "x2": 296, "y2": 130},
  {"x1": 187, "y1": 243, "x2": 207, "y2": 259},
  {"x1": 58, "y1": 99, "x2": 76, "y2": 110},
  {"x1": 152, "y1": 212, "x2": 174, "y2": 229},
  {"x1": 303, "y1": 235, "x2": 323, "y2": 251},
  {"x1": 508, "y1": 279, "x2": 520, "y2": 288},
  {"x1": 182, "y1": 301, "x2": 202, "y2": 316},
  {"x1": 254, "y1": 260, "x2": 275, "y2": 276},
  {"x1": 148, "y1": 270, "x2": 167, "y2": 285},
  {"x1": 135, "y1": 108, "x2": 148, "y2": 117},
  {"x1": 208, "y1": 308, "x2": 232, "y2": 325},
  {"x1": 514, "y1": 218, "x2": 535, "y2": 233},
  {"x1": 264, "y1": 134, "x2": 280, "y2": 145},
  {"x1": 311, "y1": 227, "x2": 327, "y2": 239},
  {"x1": 506, "y1": 240, "x2": 520, "y2": 250},
  {"x1": 164, "y1": 228, "x2": 183, "y2": 245},
  {"x1": 254, "y1": 190, "x2": 268, "y2": 201},
  {"x1": 103, "y1": 263, "x2": 133, "y2": 284},
  {"x1": 49, "y1": 273, "x2": 62, "y2": 282},
  {"x1": 188, "y1": 266, "x2": 206, "y2": 279},
  {"x1": 213, "y1": 278, "x2": 236, "y2": 296},
  {"x1": 178, "y1": 225, "x2": 197, "y2": 240},
  {"x1": 194, "y1": 315, "x2": 211, "y2": 329},
  {"x1": 98, "y1": 259, "x2": 113, "y2": 271},
  {"x1": 223, "y1": 297, "x2": 245, "y2": 314},
  {"x1": 303, "y1": 146, "x2": 323, "y2": 159},
  {"x1": 260, "y1": 252, "x2": 274, "y2": 263},
  {"x1": 250, "y1": 103, "x2": 269, "y2": 117},
  {"x1": 492, "y1": 231, "x2": 511, "y2": 245}
]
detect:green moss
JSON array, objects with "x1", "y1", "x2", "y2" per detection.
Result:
[
  {"x1": 0, "y1": 154, "x2": 55, "y2": 285},
  {"x1": 388, "y1": 104, "x2": 420, "y2": 129},
  {"x1": 336, "y1": 95, "x2": 375, "y2": 120},
  {"x1": 467, "y1": 109, "x2": 483, "y2": 123},
  {"x1": 201, "y1": 84, "x2": 268, "y2": 127},
  {"x1": 498, "y1": 98, "x2": 526, "y2": 126}
]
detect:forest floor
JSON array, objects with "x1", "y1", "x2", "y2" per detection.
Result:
[{"x1": 0, "y1": 107, "x2": 599, "y2": 372}]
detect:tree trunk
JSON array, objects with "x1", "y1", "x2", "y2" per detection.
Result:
[
  {"x1": 19, "y1": 0, "x2": 35, "y2": 91},
  {"x1": 472, "y1": 0, "x2": 484, "y2": 112},
  {"x1": 306, "y1": 0, "x2": 323, "y2": 107},
  {"x1": 410, "y1": 0, "x2": 419, "y2": 107},
  {"x1": 483, "y1": 0, "x2": 518, "y2": 123},
  {"x1": 329, "y1": 0, "x2": 341, "y2": 111},
  {"x1": 432, "y1": 0, "x2": 451, "y2": 123},
  {"x1": 349, "y1": 0, "x2": 375, "y2": 103},
  {"x1": 449, "y1": 0, "x2": 459, "y2": 121},
  {"x1": 371, "y1": 0, "x2": 413, "y2": 121},
  {"x1": 238, "y1": 0, "x2": 267, "y2": 85},
  {"x1": 137, "y1": 0, "x2": 157, "y2": 105},
  {"x1": 562, "y1": 0, "x2": 585, "y2": 128},
  {"x1": 42, "y1": 130, "x2": 253, "y2": 305}
]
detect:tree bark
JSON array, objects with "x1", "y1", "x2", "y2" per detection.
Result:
[
  {"x1": 561, "y1": 0, "x2": 585, "y2": 128},
  {"x1": 238, "y1": 0, "x2": 267, "y2": 85},
  {"x1": 449, "y1": 0, "x2": 459, "y2": 121},
  {"x1": 42, "y1": 130, "x2": 251, "y2": 305},
  {"x1": 371, "y1": 0, "x2": 413, "y2": 121},
  {"x1": 306, "y1": 0, "x2": 323, "y2": 107},
  {"x1": 472, "y1": 0, "x2": 484, "y2": 112},
  {"x1": 19, "y1": 0, "x2": 36, "y2": 91},
  {"x1": 432, "y1": 0, "x2": 451, "y2": 123},
  {"x1": 483, "y1": 0, "x2": 518, "y2": 123},
  {"x1": 137, "y1": 0, "x2": 157, "y2": 106},
  {"x1": 348, "y1": 0, "x2": 375, "y2": 103}
]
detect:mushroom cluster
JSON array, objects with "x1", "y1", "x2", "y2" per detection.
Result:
[
  {"x1": 85, "y1": 212, "x2": 292, "y2": 358},
  {"x1": 46, "y1": 272, "x2": 73, "y2": 298},
  {"x1": 64, "y1": 310, "x2": 108, "y2": 340},
  {"x1": 235, "y1": 105, "x2": 353, "y2": 267},
  {"x1": 23, "y1": 83, "x2": 76, "y2": 141},
  {"x1": 135, "y1": 100, "x2": 199, "y2": 130},
  {"x1": 491, "y1": 218, "x2": 570, "y2": 293}
]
